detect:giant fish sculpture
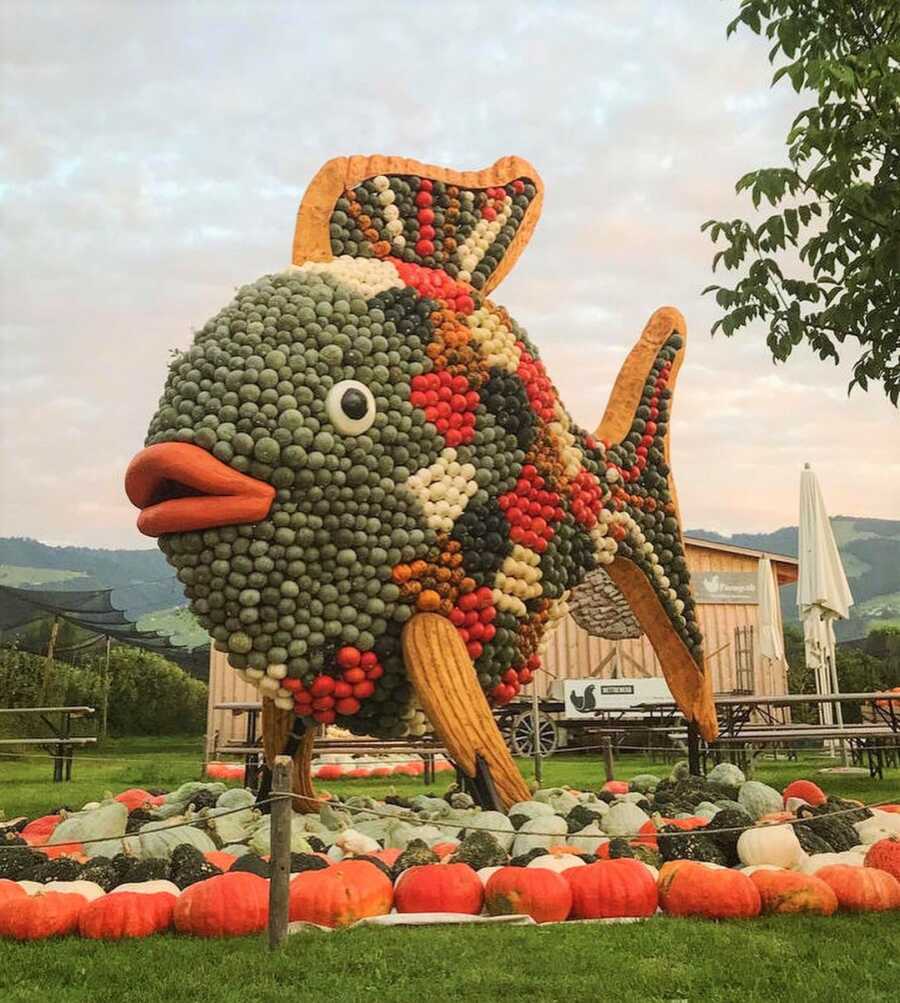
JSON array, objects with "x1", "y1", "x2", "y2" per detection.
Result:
[{"x1": 126, "y1": 156, "x2": 718, "y2": 810}]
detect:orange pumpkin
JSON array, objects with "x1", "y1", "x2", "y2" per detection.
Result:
[
  {"x1": 315, "y1": 764, "x2": 343, "y2": 781},
  {"x1": 40, "y1": 844, "x2": 88, "y2": 862},
  {"x1": 865, "y1": 837, "x2": 900, "y2": 882},
  {"x1": 114, "y1": 788, "x2": 155, "y2": 811},
  {"x1": 0, "y1": 879, "x2": 27, "y2": 909},
  {"x1": 431, "y1": 841, "x2": 460, "y2": 859},
  {"x1": 79, "y1": 889, "x2": 176, "y2": 939},
  {"x1": 602, "y1": 781, "x2": 629, "y2": 795},
  {"x1": 816, "y1": 864, "x2": 900, "y2": 912},
  {"x1": 485, "y1": 867, "x2": 572, "y2": 923},
  {"x1": 0, "y1": 890, "x2": 84, "y2": 941},
  {"x1": 658, "y1": 860, "x2": 760, "y2": 919},
  {"x1": 174, "y1": 873, "x2": 268, "y2": 937},
  {"x1": 21, "y1": 814, "x2": 61, "y2": 840},
  {"x1": 749, "y1": 869, "x2": 838, "y2": 916},
  {"x1": 782, "y1": 779, "x2": 826, "y2": 807},
  {"x1": 394, "y1": 863, "x2": 483, "y2": 915},
  {"x1": 289, "y1": 860, "x2": 393, "y2": 928},
  {"x1": 657, "y1": 817, "x2": 709, "y2": 830},
  {"x1": 204, "y1": 851, "x2": 238, "y2": 872},
  {"x1": 368, "y1": 848, "x2": 403, "y2": 867},
  {"x1": 565, "y1": 858, "x2": 657, "y2": 919},
  {"x1": 757, "y1": 811, "x2": 796, "y2": 825}
]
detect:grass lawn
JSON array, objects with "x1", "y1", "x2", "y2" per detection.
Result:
[{"x1": 1, "y1": 736, "x2": 899, "y2": 1003}]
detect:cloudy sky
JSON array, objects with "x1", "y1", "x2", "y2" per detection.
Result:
[{"x1": 1, "y1": 0, "x2": 897, "y2": 550}]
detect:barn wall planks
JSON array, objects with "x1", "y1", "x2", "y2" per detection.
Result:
[{"x1": 205, "y1": 649, "x2": 261, "y2": 757}]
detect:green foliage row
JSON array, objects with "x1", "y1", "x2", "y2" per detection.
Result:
[
  {"x1": 785, "y1": 623, "x2": 900, "y2": 722},
  {"x1": 0, "y1": 645, "x2": 207, "y2": 738}
]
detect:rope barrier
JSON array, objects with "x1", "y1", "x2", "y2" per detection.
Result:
[
  {"x1": 284, "y1": 790, "x2": 897, "y2": 840},
  {"x1": 0, "y1": 799, "x2": 277, "y2": 851}
]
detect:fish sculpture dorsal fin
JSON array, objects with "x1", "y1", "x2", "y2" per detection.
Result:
[{"x1": 292, "y1": 155, "x2": 543, "y2": 295}]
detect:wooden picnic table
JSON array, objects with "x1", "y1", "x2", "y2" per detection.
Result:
[
  {"x1": 634, "y1": 692, "x2": 900, "y2": 775},
  {"x1": 0, "y1": 706, "x2": 97, "y2": 781},
  {"x1": 212, "y1": 701, "x2": 264, "y2": 787}
]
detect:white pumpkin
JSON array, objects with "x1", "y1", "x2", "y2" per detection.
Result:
[
  {"x1": 526, "y1": 853, "x2": 586, "y2": 873},
  {"x1": 476, "y1": 866, "x2": 503, "y2": 887},
  {"x1": 854, "y1": 810, "x2": 900, "y2": 844},
  {"x1": 42, "y1": 880, "x2": 106, "y2": 901},
  {"x1": 785, "y1": 797, "x2": 810, "y2": 814},
  {"x1": 604, "y1": 802, "x2": 650, "y2": 837},
  {"x1": 511, "y1": 815, "x2": 568, "y2": 857},
  {"x1": 567, "y1": 824, "x2": 608, "y2": 855},
  {"x1": 740, "y1": 864, "x2": 784, "y2": 875},
  {"x1": 642, "y1": 863, "x2": 659, "y2": 881},
  {"x1": 16, "y1": 881, "x2": 44, "y2": 896},
  {"x1": 737, "y1": 824, "x2": 806, "y2": 869},
  {"x1": 334, "y1": 828, "x2": 380, "y2": 856},
  {"x1": 110, "y1": 880, "x2": 180, "y2": 897},
  {"x1": 799, "y1": 851, "x2": 865, "y2": 874}
]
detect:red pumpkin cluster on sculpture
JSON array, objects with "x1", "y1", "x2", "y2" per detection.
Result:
[
  {"x1": 516, "y1": 348, "x2": 557, "y2": 422},
  {"x1": 448, "y1": 586, "x2": 497, "y2": 661},
  {"x1": 392, "y1": 259, "x2": 475, "y2": 315},
  {"x1": 409, "y1": 370, "x2": 479, "y2": 446},
  {"x1": 283, "y1": 647, "x2": 384, "y2": 722},
  {"x1": 498, "y1": 464, "x2": 563, "y2": 554},
  {"x1": 491, "y1": 654, "x2": 541, "y2": 705}
]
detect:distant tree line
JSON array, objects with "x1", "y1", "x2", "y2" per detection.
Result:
[
  {"x1": 0, "y1": 644, "x2": 207, "y2": 738},
  {"x1": 785, "y1": 624, "x2": 900, "y2": 722}
]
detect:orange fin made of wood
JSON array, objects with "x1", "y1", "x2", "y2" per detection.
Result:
[
  {"x1": 606, "y1": 558, "x2": 718, "y2": 741},
  {"x1": 261, "y1": 699, "x2": 318, "y2": 813},
  {"x1": 402, "y1": 612, "x2": 531, "y2": 808}
]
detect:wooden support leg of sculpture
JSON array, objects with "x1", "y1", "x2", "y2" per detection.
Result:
[
  {"x1": 259, "y1": 699, "x2": 318, "y2": 813},
  {"x1": 402, "y1": 612, "x2": 532, "y2": 810}
]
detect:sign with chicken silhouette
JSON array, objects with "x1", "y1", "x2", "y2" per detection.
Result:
[{"x1": 126, "y1": 155, "x2": 718, "y2": 810}]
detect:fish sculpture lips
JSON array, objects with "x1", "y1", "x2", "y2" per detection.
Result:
[{"x1": 125, "y1": 442, "x2": 275, "y2": 537}]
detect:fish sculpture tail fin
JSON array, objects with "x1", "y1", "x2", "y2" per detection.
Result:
[{"x1": 595, "y1": 307, "x2": 718, "y2": 741}]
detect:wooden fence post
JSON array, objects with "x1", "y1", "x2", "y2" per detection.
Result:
[
  {"x1": 531, "y1": 679, "x2": 543, "y2": 786},
  {"x1": 268, "y1": 755, "x2": 292, "y2": 949},
  {"x1": 602, "y1": 737, "x2": 614, "y2": 782}
]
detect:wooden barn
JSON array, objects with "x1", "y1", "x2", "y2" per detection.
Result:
[
  {"x1": 205, "y1": 536, "x2": 798, "y2": 754},
  {"x1": 541, "y1": 537, "x2": 798, "y2": 700}
]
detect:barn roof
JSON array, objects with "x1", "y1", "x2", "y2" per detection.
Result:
[{"x1": 683, "y1": 536, "x2": 799, "y2": 586}]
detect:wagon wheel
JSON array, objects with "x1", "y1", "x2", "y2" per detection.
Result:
[{"x1": 510, "y1": 711, "x2": 558, "y2": 757}]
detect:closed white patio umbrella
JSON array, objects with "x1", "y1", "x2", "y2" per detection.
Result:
[
  {"x1": 797, "y1": 464, "x2": 854, "y2": 755},
  {"x1": 757, "y1": 556, "x2": 785, "y2": 697}
]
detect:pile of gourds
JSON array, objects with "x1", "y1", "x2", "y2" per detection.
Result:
[{"x1": 2, "y1": 771, "x2": 898, "y2": 939}]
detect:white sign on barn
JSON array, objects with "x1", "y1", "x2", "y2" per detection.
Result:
[{"x1": 556, "y1": 677, "x2": 674, "y2": 719}]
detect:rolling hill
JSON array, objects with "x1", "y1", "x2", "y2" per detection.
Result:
[{"x1": 2, "y1": 516, "x2": 898, "y2": 647}]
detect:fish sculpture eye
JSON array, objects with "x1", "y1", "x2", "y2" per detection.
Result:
[{"x1": 326, "y1": 379, "x2": 376, "y2": 435}]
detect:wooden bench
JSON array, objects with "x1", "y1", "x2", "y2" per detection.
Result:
[
  {"x1": 0, "y1": 734, "x2": 96, "y2": 778},
  {"x1": 0, "y1": 705, "x2": 97, "y2": 781},
  {"x1": 668, "y1": 725, "x2": 898, "y2": 779}
]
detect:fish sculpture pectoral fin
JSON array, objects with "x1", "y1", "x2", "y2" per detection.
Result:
[
  {"x1": 606, "y1": 558, "x2": 717, "y2": 738},
  {"x1": 402, "y1": 612, "x2": 532, "y2": 809},
  {"x1": 596, "y1": 306, "x2": 718, "y2": 742},
  {"x1": 260, "y1": 700, "x2": 318, "y2": 814}
]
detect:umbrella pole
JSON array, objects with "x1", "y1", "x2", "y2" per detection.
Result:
[{"x1": 827, "y1": 647, "x2": 848, "y2": 766}]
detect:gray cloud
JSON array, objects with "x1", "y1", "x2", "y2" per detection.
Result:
[{"x1": 1, "y1": 0, "x2": 896, "y2": 548}]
